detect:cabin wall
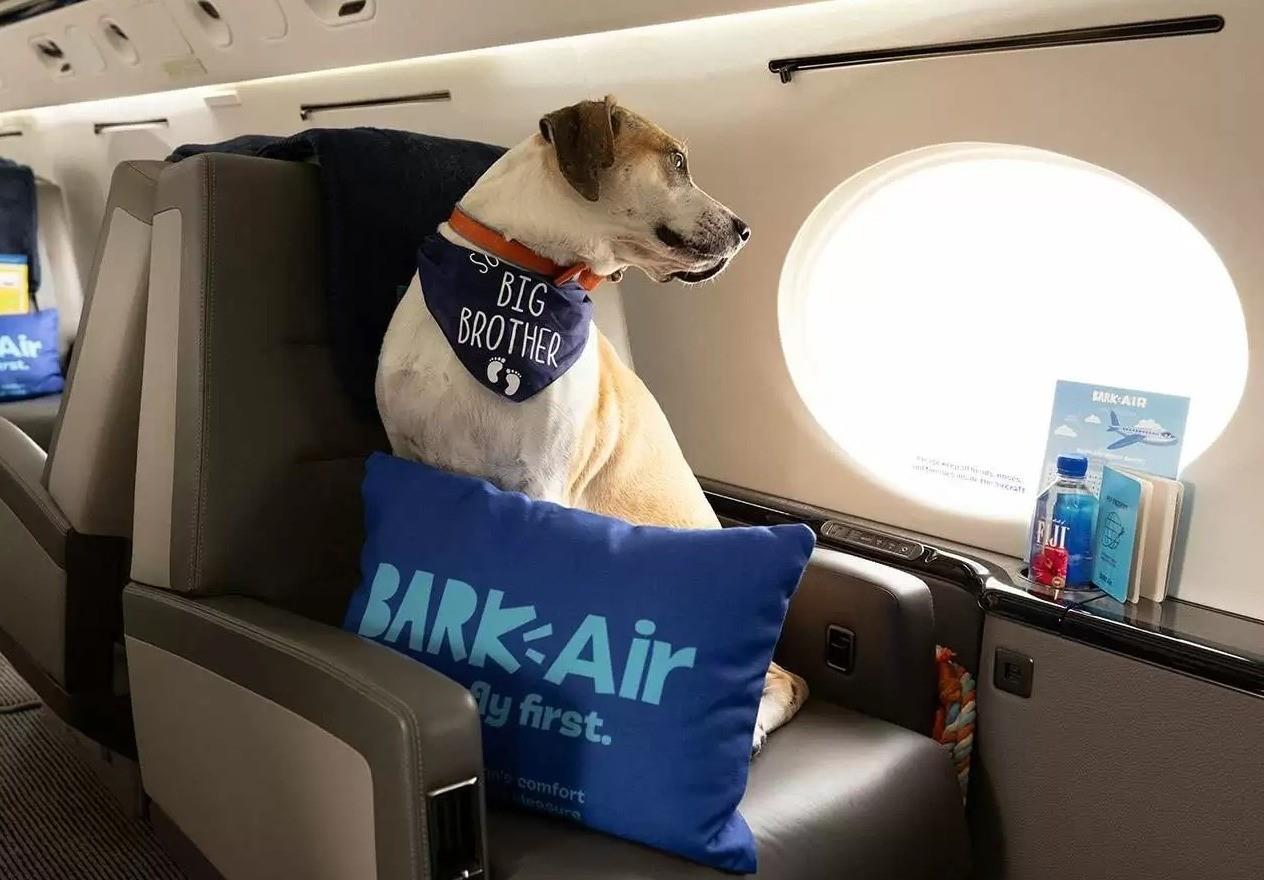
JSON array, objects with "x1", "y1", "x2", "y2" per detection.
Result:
[{"x1": 1, "y1": 0, "x2": 1260, "y2": 619}]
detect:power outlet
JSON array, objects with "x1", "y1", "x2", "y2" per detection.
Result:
[{"x1": 993, "y1": 647, "x2": 1034, "y2": 698}]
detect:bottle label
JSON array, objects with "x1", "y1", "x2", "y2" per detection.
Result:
[
  {"x1": 1034, "y1": 519, "x2": 1068, "y2": 553},
  {"x1": 1030, "y1": 504, "x2": 1095, "y2": 588},
  {"x1": 1031, "y1": 520, "x2": 1069, "y2": 588}
]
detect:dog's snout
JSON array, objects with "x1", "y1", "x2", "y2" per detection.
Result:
[
  {"x1": 732, "y1": 216, "x2": 751, "y2": 243},
  {"x1": 655, "y1": 224, "x2": 687, "y2": 249}
]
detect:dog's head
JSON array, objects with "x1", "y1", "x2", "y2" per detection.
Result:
[{"x1": 537, "y1": 96, "x2": 749, "y2": 284}]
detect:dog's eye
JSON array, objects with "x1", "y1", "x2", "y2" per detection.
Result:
[{"x1": 669, "y1": 150, "x2": 687, "y2": 172}]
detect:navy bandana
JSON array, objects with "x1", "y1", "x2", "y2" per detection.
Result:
[{"x1": 417, "y1": 235, "x2": 594, "y2": 402}]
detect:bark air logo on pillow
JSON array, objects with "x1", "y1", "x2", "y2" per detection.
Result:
[
  {"x1": 345, "y1": 454, "x2": 816, "y2": 871},
  {"x1": 354, "y1": 562, "x2": 699, "y2": 746},
  {"x1": 0, "y1": 309, "x2": 63, "y2": 401},
  {"x1": 417, "y1": 235, "x2": 593, "y2": 402},
  {"x1": 0, "y1": 332, "x2": 45, "y2": 371}
]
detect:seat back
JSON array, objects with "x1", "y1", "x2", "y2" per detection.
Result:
[
  {"x1": 35, "y1": 176, "x2": 86, "y2": 359},
  {"x1": 45, "y1": 160, "x2": 163, "y2": 538},
  {"x1": 131, "y1": 154, "x2": 386, "y2": 622}
]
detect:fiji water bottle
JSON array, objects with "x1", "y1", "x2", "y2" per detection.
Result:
[{"x1": 1028, "y1": 454, "x2": 1099, "y2": 589}]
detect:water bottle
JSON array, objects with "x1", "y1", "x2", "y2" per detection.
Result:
[{"x1": 1028, "y1": 454, "x2": 1099, "y2": 589}]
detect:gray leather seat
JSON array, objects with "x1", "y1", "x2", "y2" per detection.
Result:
[
  {"x1": 0, "y1": 394, "x2": 61, "y2": 448},
  {"x1": 123, "y1": 153, "x2": 969, "y2": 879},
  {"x1": 0, "y1": 160, "x2": 162, "y2": 752},
  {"x1": 0, "y1": 176, "x2": 90, "y2": 449},
  {"x1": 491, "y1": 702, "x2": 968, "y2": 878}
]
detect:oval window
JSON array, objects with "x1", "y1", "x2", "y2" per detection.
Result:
[{"x1": 779, "y1": 144, "x2": 1248, "y2": 528}]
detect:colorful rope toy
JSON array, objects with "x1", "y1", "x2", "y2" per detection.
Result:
[{"x1": 933, "y1": 645, "x2": 976, "y2": 801}]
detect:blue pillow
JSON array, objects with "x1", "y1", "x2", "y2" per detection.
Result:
[
  {"x1": 0, "y1": 309, "x2": 63, "y2": 401},
  {"x1": 343, "y1": 453, "x2": 815, "y2": 872}
]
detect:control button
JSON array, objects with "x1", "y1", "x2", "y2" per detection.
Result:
[{"x1": 821, "y1": 520, "x2": 925, "y2": 561}]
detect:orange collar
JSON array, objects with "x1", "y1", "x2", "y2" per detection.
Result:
[{"x1": 448, "y1": 207, "x2": 605, "y2": 291}]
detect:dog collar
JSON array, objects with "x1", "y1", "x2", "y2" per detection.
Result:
[
  {"x1": 416, "y1": 234, "x2": 594, "y2": 402},
  {"x1": 448, "y1": 207, "x2": 606, "y2": 291}
]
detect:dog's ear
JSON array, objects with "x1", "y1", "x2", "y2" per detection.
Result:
[{"x1": 539, "y1": 96, "x2": 617, "y2": 202}]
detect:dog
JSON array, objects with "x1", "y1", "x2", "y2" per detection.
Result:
[{"x1": 377, "y1": 96, "x2": 807, "y2": 754}]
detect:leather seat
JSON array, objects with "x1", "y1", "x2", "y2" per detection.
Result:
[
  {"x1": 121, "y1": 153, "x2": 970, "y2": 879},
  {"x1": 0, "y1": 160, "x2": 162, "y2": 752},
  {"x1": 0, "y1": 176, "x2": 90, "y2": 449},
  {"x1": 0, "y1": 394, "x2": 61, "y2": 449},
  {"x1": 491, "y1": 701, "x2": 970, "y2": 878}
]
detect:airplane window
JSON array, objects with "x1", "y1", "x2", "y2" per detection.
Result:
[{"x1": 779, "y1": 143, "x2": 1247, "y2": 531}]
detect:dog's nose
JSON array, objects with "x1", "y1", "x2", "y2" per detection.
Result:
[{"x1": 732, "y1": 216, "x2": 751, "y2": 243}]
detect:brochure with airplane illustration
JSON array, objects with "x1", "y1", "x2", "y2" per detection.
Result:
[{"x1": 1038, "y1": 380, "x2": 1190, "y2": 497}]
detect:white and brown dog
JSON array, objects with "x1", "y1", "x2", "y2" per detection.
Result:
[{"x1": 377, "y1": 96, "x2": 806, "y2": 754}]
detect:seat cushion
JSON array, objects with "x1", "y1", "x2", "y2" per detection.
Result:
[
  {"x1": 489, "y1": 700, "x2": 971, "y2": 879},
  {"x1": 0, "y1": 393, "x2": 60, "y2": 449}
]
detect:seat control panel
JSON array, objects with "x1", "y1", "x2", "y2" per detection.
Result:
[{"x1": 821, "y1": 520, "x2": 924, "y2": 561}]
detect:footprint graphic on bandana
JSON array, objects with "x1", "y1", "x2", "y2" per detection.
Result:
[
  {"x1": 503, "y1": 370, "x2": 521, "y2": 397},
  {"x1": 486, "y1": 357, "x2": 506, "y2": 385}
]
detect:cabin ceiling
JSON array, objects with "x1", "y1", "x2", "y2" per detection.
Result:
[{"x1": 0, "y1": 0, "x2": 821, "y2": 113}]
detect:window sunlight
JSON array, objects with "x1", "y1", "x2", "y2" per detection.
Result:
[{"x1": 779, "y1": 143, "x2": 1248, "y2": 524}]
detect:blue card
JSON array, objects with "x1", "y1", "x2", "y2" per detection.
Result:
[
  {"x1": 1092, "y1": 466, "x2": 1143, "y2": 601},
  {"x1": 1039, "y1": 380, "x2": 1190, "y2": 497}
]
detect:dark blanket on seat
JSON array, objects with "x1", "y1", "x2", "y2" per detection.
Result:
[
  {"x1": 0, "y1": 158, "x2": 40, "y2": 295},
  {"x1": 169, "y1": 127, "x2": 506, "y2": 419}
]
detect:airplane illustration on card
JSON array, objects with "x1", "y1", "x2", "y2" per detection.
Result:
[{"x1": 1105, "y1": 411, "x2": 1180, "y2": 449}]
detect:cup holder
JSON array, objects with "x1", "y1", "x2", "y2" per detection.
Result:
[{"x1": 1015, "y1": 564, "x2": 1102, "y2": 603}]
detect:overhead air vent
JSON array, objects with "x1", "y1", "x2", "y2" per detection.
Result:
[
  {"x1": 303, "y1": 0, "x2": 375, "y2": 26},
  {"x1": 189, "y1": 0, "x2": 231, "y2": 48},
  {"x1": 100, "y1": 18, "x2": 139, "y2": 65},
  {"x1": 30, "y1": 36, "x2": 73, "y2": 77}
]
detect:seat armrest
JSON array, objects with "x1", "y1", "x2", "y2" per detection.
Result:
[
  {"x1": 0, "y1": 416, "x2": 68, "y2": 563},
  {"x1": 776, "y1": 548, "x2": 937, "y2": 736},
  {"x1": 123, "y1": 584, "x2": 486, "y2": 880}
]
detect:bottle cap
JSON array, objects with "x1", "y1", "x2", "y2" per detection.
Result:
[{"x1": 1056, "y1": 454, "x2": 1088, "y2": 478}]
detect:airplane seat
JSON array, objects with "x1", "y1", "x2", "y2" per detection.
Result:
[
  {"x1": 122, "y1": 153, "x2": 969, "y2": 879},
  {"x1": 0, "y1": 176, "x2": 88, "y2": 448},
  {"x1": 0, "y1": 160, "x2": 163, "y2": 753}
]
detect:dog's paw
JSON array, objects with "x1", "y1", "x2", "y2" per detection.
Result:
[
  {"x1": 503, "y1": 369, "x2": 521, "y2": 397},
  {"x1": 751, "y1": 721, "x2": 768, "y2": 758},
  {"x1": 486, "y1": 357, "x2": 506, "y2": 384}
]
